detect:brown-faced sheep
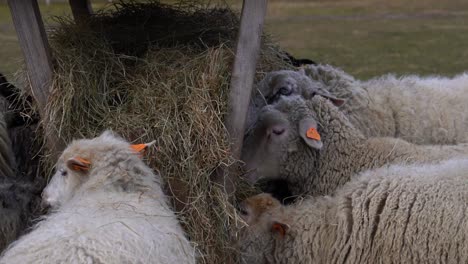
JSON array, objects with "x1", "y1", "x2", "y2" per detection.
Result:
[{"x1": 239, "y1": 158, "x2": 468, "y2": 263}]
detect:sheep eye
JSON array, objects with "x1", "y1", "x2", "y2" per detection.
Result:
[
  {"x1": 310, "y1": 92, "x2": 317, "y2": 97},
  {"x1": 240, "y1": 208, "x2": 248, "y2": 216},
  {"x1": 60, "y1": 169, "x2": 68, "y2": 177},
  {"x1": 267, "y1": 94, "x2": 279, "y2": 104},
  {"x1": 278, "y1": 87, "x2": 292, "y2": 96},
  {"x1": 272, "y1": 127, "x2": 285, "y2": 136}
]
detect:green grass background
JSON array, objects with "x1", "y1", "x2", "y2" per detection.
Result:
[{"x1": 1, "y1": 0, "x2": 468, "y2": 80}]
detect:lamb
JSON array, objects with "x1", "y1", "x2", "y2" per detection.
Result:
[
  {"x1": 260, "y1": 65, "x2": 468, "y2": 145},
  {"x1": 241, "y1": 95, "x2": 468, "y2": 196},
  {"x1": 238, "y1": 158, "x2": 468, "y2": 264},
  {"x1": 0, "y1": 131, "x2": 196, "y2": 263}
]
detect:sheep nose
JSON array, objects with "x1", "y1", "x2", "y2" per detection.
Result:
[{"x1": 40, "y1": 192, "x2": 50, "y2": 210}]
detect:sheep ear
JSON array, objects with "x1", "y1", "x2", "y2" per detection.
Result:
[
  {"x1": 66, "y1": 157, "x2": 91, "y2": 172},
  {"x1": 316, "y1": 91, "x2": 345, "y2": 107},
  {"x1": 327, "y1": 96, "x2": 345, "y2": 107},
  {"x1": 299, "y1": 118, "x2": 323, "y2": 150},
  {"x1": 271, "y1": 221, "x2": 289, "y2": 238},
  {"x1": 130, "y1": 140, "x2": 156, "y2": 155}
]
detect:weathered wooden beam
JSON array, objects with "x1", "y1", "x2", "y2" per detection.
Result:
[
  {"x1": 222, "y1": 0, "x2": 267, "y2": 193},
  {"x1": 8, "y1": 0, "x2": 65, "y2": 158},
  {"x1": 69, "y1": 0, "x2": 92, "y2": 22},
  {"x1": 8, "y1": 0, "x2": 52, "y2": 115}
]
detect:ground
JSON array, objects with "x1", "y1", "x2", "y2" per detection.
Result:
[{"x1": 1, "y1": 0, "x2": 468, "y2": 80}]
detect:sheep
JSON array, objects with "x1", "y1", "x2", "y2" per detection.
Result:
[
  {"x1": 0, "y1": 72, "x2": 41, "y2": 184},
  {"x1": 0, "y1": 111, "x2": 41, "y2": 253},
  {"x1": 0, "y1": 180, "x2": 39, "y2": 252},
  {"x1": 246, "y1": 69, "x2": 344, "y2": 134},
  {"x1": 0, "y1": 72, "x2": 36, "y2": 128},
  {"x1": 263, "y1": 65, "x2": 468, "y2": 145},
  {"x1": 0, "y1": 131, "x2": 196, "y2": 263},
  {"x1": 238, "y1": 158, "x2": 468, "y2": 264},
  {"x1": 281, "y1": 51, "x2": 316, "y2": 67},
  {"x1": 241, "y1": 95, "x2": 468, "y2": 197},
  {"x1": 0, "y1": 74, "x2": 44, "y2": 253},
  {"x1": 0, "y1": 114, "x2": 15, "y2": 180}
]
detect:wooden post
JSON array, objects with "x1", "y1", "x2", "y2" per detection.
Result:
[
  {"x1": 221, "y1": 0, "x2": 267, "y2": 194},
  {"x1": 8, "y1": 0, "x2": 65, "y2": 159},
  {"x1": 69, "y1": 0, "x2": 93, "y2": 23},
  {"x1": 8, "y1": 0, "x2": 52, "y2": 113}
]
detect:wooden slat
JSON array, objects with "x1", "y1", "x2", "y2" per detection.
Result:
[
  {"x1": 8, "y1": 0, "x2": 65, "y2": 159},
  {"x1": 8, "y1": 0, "x2": 52, "y2": 113},
  {"x1": 69, "y1": 0, "x2": 93, "y2": 22},
  {"x1": 222, "y1": 0, "x2": 268, "y2": 194}
]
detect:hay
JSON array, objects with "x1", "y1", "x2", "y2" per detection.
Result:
[{"x1": 22, "y1": 1, "x2": 293, "y2": 263}]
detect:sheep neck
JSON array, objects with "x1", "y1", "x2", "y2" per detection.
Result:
[
  {"x1": 285, "y1": 98, "x2": 426, "y2": 197},
  {"x1": 273, "y1": 198, "x2": 344, "y2": 263}
]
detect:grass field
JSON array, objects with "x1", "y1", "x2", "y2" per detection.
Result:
[
  {"x1": 0, "y1": 2, "x2": 110, "y2": 79},
  {"x1": 1, "y1": 0, "x2": 468, "y2": 80}
]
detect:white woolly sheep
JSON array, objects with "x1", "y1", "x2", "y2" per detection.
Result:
[
  {"x1": 242, "y1": 95, "x2": 468, "y2": 196},
  {"x1": 0, "y1": 131, "x2": 196, "y2": 264},
  {"x1": 239, "y1": 158, "x2": 468, "y2": 264},
  {"x1": 283, "y1": 64, "x2": 468, "y2": 145}
]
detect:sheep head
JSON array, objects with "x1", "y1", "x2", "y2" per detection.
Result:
[
  {"x1": 239, "y1": 193, "x2": 282, "y2": 225},
  {"x1": 41, "y1": 130, "x2": 155, "y2": 210},
  {"x1": 241, "y1": 96, "x2": 323, "y2": 184},
  {"x1": 256, "y1": 69, "x2": 345, "y2": 106},
  {"x1": 238, "y1": 193, "x2": 290, "y2": 264}
]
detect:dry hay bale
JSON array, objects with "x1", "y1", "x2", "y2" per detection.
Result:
[{"x1": 18, "y1": 1, "x2": 293, "y2": 263}]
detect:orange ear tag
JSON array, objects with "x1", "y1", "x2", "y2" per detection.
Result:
[
  {"x1": 131, "y1": 144, "x2": 147, "y2": 154},
  {"x1": 306, "y1": 127, "x2": 321, "y2": 141},
  {"x1": 272, "y1": 223, "x2": 286, "y2": 237},
  {"x1": 72, "y1": 157, "x2": 91, "y2": 172}
]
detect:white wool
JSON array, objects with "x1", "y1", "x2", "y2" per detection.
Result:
[
  {"x1": 242, "y1": 95, "x2": 468, "y2": 196},
  {"x1": 305, "y1": 64, "x2": 468, "y2": 145},
  {"x1": 0, "y1": 131, "x2": 196, "y2": 264},
  {"x1": 239, "y1": 158, "x2": 468, "y2": 264}
]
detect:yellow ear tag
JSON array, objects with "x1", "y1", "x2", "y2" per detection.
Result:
[{"x1": 306, "y1": 127, "x2": 321, "y2": 141}]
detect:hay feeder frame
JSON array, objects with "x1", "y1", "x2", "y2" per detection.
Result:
[{"x1": 7, "y1": 0, "x2": 267, "y2": 191}]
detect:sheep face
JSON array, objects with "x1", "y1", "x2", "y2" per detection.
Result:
[
  {"x1": 256, "y1": 70, "x2": 345, "y2": 107},
  {"x1": 42, "y1": 131, "x2": 153, "y2": 210},
  {"x1": 242, "y1": 96, "x2": 322, "y2": 184},
  {"x1": 41, "y1": 160, "x2": 88, "y2": 210},
  {"x1": 238, "y1": 193, "x2": 289, "y2": 264},
  {"x1": 239, "y1": 193, "x2": 282, "y2": 225}
]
